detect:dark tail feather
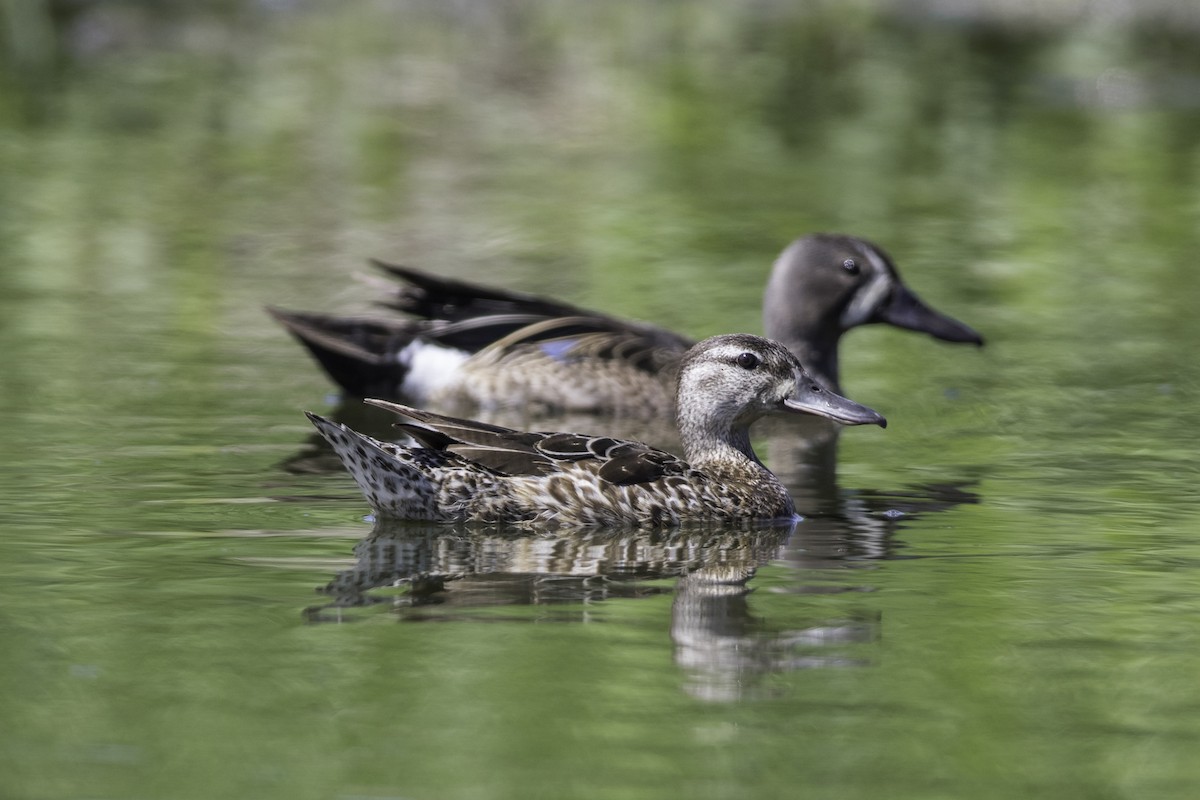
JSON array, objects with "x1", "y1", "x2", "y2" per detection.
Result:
[
  {"x1": 370, "y1": 260, "x2": 590, "y2": 321},
  {"x1": 267, "y1": 307, "x2": 413, "y2": 399}
]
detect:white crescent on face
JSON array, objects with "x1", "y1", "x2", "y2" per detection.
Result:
[{"x1": 838, "y1": 246, "x2": 895, "y2": 330}]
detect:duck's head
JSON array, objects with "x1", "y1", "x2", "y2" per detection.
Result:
[
  {"x1": 675, "y1": 334, "x2": 886, "y2": 442},
  {"x1": 763, "y1": 234, "x2": 983, "y2": 389}
]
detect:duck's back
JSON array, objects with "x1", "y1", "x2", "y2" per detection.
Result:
[{"x1": 433, "y1": 321, "x2": 689, "y2": 418}]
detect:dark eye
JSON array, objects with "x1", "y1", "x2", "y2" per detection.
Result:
[
  {"x1": 842, "y1": 258, "x2": 860, "y2": 275},
  {"x1": 735, "y1": 352, "x2": 760, "y2": 370}
]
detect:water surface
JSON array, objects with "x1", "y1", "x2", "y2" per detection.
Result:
[{"x1": 2, "y1": 2, "x2": 1200, "y2": 799}]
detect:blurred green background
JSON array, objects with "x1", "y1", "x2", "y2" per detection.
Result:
[{"x1": 2, "y1": 2, "x2": 1200, "y2": 799}]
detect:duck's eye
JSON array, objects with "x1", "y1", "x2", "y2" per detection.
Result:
[
  {"x1": 735, "y1": 352, "x2": 760, "y2": 370},
  {"x1": 842, "y1": 258, "x2": 860, "y2": 275}
]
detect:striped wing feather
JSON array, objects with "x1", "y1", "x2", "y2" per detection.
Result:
[
  {"x1": 475, "y1": 316, "x2": 693, "y2": 375},
  {"x1": 367, "y1": 400, "x2": 689, "y2": 485}
]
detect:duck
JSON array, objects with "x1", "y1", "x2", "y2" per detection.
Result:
[
  {"x1": 270, "y1": 234, "x2": 982, "y2": 417},
  {"x1": 305, "y1": 334, "x2": 886, "y2": 527}
]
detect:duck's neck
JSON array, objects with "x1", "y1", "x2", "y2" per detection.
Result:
[
  {"x1": 762, "y1": 275, "x2": 845, "y2": 394},
  {"x1": 677, "y1": 414, "x2": 767, "y2": 474},
  {"x1": 678, "y1": 413, "x2": 795, "y2": 517}
]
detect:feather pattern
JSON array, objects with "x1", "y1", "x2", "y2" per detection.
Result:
[{"x1": 307, "y1": 334, "x2": 886, "y2": 527}]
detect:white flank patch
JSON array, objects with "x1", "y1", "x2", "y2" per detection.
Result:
[{"x1": 396, "y1": 340, "x2": 470, "y2": 401}]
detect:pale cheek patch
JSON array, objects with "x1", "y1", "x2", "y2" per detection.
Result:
[{"x1": 840, "y1": 271, "x2": 893, "y2": 329}]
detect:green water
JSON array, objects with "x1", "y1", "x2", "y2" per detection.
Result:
[{"x1": 3, "y1": 2, "x2": 1200, "y2": 798}]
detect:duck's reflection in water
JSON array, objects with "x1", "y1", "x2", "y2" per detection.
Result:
[
  {"x1": 669, "y1": 564, "x2": 880, "y2": 702},
  {"x1": 308, "y1": 521, "x2": 791, "y2": 617},
  {"x1": 308, "y1": 521, "x2": 855, "y2": 701},
  {"x1": 763, "y1": 415, "x2": 980, "y2": 567},
  {"x1": 302, "y1": 518, "x2": 893, "y2": 701}
]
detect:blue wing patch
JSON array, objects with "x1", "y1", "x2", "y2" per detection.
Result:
[{"x1": 539, "y1": 339, "x2": 578, "y2": 362}]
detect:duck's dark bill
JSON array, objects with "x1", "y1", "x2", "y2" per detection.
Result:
[
  {"x1": 875, "y1": 284, "x2": 984, "y2": 346},
  {"x1": 782, "y1": 386, "x2": 886, "y2": 428}
]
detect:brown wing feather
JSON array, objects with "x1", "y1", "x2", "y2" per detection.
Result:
[
  {"x1": 364, "y1": 399, "x2": 691, "y2": 485},
  {"x1": 597, "y1": 448, "x2": 689, "y2": 486},
  {"x1": 366, "y1": 400, "x2": 580, "y2": 477}
]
